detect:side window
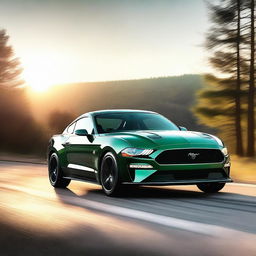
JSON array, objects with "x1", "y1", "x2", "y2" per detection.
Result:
[
  {"x1": 75, "y1": 117, "x2": 94, "y2": 134},
  {"x1": 67, "y1": 122, "x2": 76, "y2": 134}
]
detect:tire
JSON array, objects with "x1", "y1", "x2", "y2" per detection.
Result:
[
  {"x1": 100, "y1": 152, "x2": 122, "y2": 196},
  {"x1": 197, "y1": 182, "x2": 225, "y2": 193},
  {"x1": 48, "y1": 153, "x2": 71, "y2": 188}
]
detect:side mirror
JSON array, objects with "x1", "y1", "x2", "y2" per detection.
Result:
[
  {"x1": 179, "y1": 126, "x2": 188, "y2": 131},
  {"x1": 75, "y1": 129, "x2": 88, "y2": 136}
]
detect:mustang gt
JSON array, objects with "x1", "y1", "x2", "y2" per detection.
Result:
[{"x1": 47, "y1": 109, "x2": 231, "y2": 196}]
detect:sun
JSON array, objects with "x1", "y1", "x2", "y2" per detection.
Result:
[
  {"x1": 21, "y1": 53, "x2": 64, "y2": 92},
  {"x1": 25, "y1": 72, "x2": 55, "y2": 92}
]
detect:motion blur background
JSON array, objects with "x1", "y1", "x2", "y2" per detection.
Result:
[{"x1": 0, "y1": 0, "x2": 255, "y2": 183}]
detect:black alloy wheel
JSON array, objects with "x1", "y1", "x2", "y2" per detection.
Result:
[
  {"x1": 100, "y1": 152, "x2": 121, "y2": 196},
  {"x1": 48, "y1": 153, "x2": 71, "y2": 188}
]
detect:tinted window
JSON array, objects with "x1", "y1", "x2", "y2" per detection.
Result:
[
  {"x1": 67, "y1": 122, "x2": 76, "y2": 134},
  {"x1": 142, "y1": 117, "x2": 173, "y2": 130},
  {"x1": 75, "y1": 117, "x2": 94, "y2": 134},
  {"x1": 96, "y1": 118, "x2": 123, "y2": 133},
  {"x1": 95, "y1": 112, "x2": 179, "y2": 134}
]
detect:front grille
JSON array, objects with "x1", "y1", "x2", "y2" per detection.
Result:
[
  {"x1": 155, "y1": 149, "x2": 224, "y2": 164},
  {"x1": 144, "y1": 168, "x2": 226, "y2": 182}
]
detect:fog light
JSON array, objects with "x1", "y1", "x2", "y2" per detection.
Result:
[{"x1": 129, "y1": 163, "x2": 153, "y2": 169}]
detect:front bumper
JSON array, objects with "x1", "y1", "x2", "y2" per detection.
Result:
[
  {"x1": 119, "y1": 149, "x2": 231, "y2": 185},
  {"x1": 123, "y1": 178, "x2": 232, "y2": 185}
]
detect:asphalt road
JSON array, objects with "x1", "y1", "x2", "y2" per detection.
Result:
[{"x1": 0, "y1": 161, "x2": 256, "y2": 256}]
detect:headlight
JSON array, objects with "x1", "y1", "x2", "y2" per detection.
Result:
[
  {"x1": 121, "y1": 148, "x2": 154, "y2": 157},
  {"x1": 221, "y1": 147, "x2": 228, "y2": 156}
]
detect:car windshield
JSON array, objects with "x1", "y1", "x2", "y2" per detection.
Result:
[{"x1": 94, "y1": 112, "x2": 179, "y2": 134}]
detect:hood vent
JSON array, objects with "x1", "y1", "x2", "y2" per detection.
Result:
[{"x1": 144, "y1": 132, "x2": 162, "y2": 139}]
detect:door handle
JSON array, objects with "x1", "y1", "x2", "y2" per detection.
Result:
[{"x1": 62, "y1": 142, "x2": 70, "y2": 146}]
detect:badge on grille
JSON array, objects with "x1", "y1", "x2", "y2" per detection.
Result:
[{"x1": 188, "y1": 152, "x2": 200, "y2": 160}]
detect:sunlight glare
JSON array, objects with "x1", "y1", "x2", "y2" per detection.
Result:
[{"x1": 22, "y1": 53, "x2": 66, "y2": 92}]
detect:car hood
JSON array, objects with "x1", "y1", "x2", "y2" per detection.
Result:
[{"x1": 109, "y1": 130, "x2": 221, "y2": 149}]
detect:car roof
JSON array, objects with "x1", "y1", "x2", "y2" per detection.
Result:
[{"x1": 78, "y1": 109, "x2": 157, "y2": 118}]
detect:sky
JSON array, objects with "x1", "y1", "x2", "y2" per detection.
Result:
[{"x1": 0, "y1": 0, "x2": 210, "y2": 91}]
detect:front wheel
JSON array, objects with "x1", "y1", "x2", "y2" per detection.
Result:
[
  {"x1": 100, "y1": 152, "x2": 122, "y2": 196},
  {"x1": 197, "y1": 182, "x2": 225, "y2": 193},
  {"x1": 48, "y1": 153, "x2": 71, "y2": 188}
]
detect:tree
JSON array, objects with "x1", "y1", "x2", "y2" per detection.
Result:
[
  {"x1": 0, "y1": 29, "x2": 24, "y2": 88},
  {"x1": 0, "y1": 29, "x2": 46, "y2": 154},
  {"x1": 247, "y1": 0, "x2": 255, "y2": 156},
  {"x1": 194, "y1": 0, "x2": 248, "y2": 155}
]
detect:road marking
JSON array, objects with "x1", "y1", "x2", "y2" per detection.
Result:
[{"x1": 1, "y1": 184, "x2": 253, "y2": 237}]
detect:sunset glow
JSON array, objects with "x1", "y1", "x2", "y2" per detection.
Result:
[{"x1": 2, "y1": 0, "x2": 208, "y2": 92}]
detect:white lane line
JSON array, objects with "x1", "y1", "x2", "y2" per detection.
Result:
[{"x1": 1, "y1": 184, "x2": 252, "y2": 237}]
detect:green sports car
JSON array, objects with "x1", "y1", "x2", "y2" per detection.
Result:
[{"x1": 47, "y1": 109, "x2": 232, "y2": 196}]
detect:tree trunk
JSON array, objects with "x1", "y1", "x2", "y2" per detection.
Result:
[
  {"x1": 247, "y1": 0, "x2": 255, "y2": 157},
  {"x1": 235, "y1": 0, "x2": 244, "y2": 156}
]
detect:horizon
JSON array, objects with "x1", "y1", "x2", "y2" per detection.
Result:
[{"x1": 25, "y1": 73, "x2": 203, "y2": 93}]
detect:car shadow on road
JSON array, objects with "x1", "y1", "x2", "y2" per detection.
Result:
[
  {"x1": 53, "y1": 185, "x2": 215, "y2": 215},
  {"x1": 54, "y1": 184, "x2": 217, "y2": 203},
  {"x1": 88, "y1": 185, "x2": 211, "y2": 199},
  {"x1": 54, "y1": 182, "x2": 256, "y2": 205}
]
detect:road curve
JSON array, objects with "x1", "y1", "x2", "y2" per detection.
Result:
[{"x1": 0, "y1": 161, "x2": 255, "y2": 256}]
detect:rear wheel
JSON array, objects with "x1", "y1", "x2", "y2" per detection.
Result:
[
  {"x1": 100, "y1": 152, "x2": 122, "y2": 196},
  {"x1": 197, "y1": 182, "x2": 225, "y2": 193},
  {"x1": 48, "y1": 153, "x2": 71, "y2": 188}
]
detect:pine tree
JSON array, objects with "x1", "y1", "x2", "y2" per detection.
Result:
[
  {"x1": 247, "y1": 0, "x2": 255, "y2": 156},
  {"x1": 195, "y1": 0, "x2": 256, "y2": 156},
  {"x1": 0, "y1": 29, "x2": 24, "y2": 88}
]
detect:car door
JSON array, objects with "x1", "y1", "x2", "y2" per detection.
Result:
[{"x1": 65, "y1": 116, "x2": 98, "y2": 180}]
